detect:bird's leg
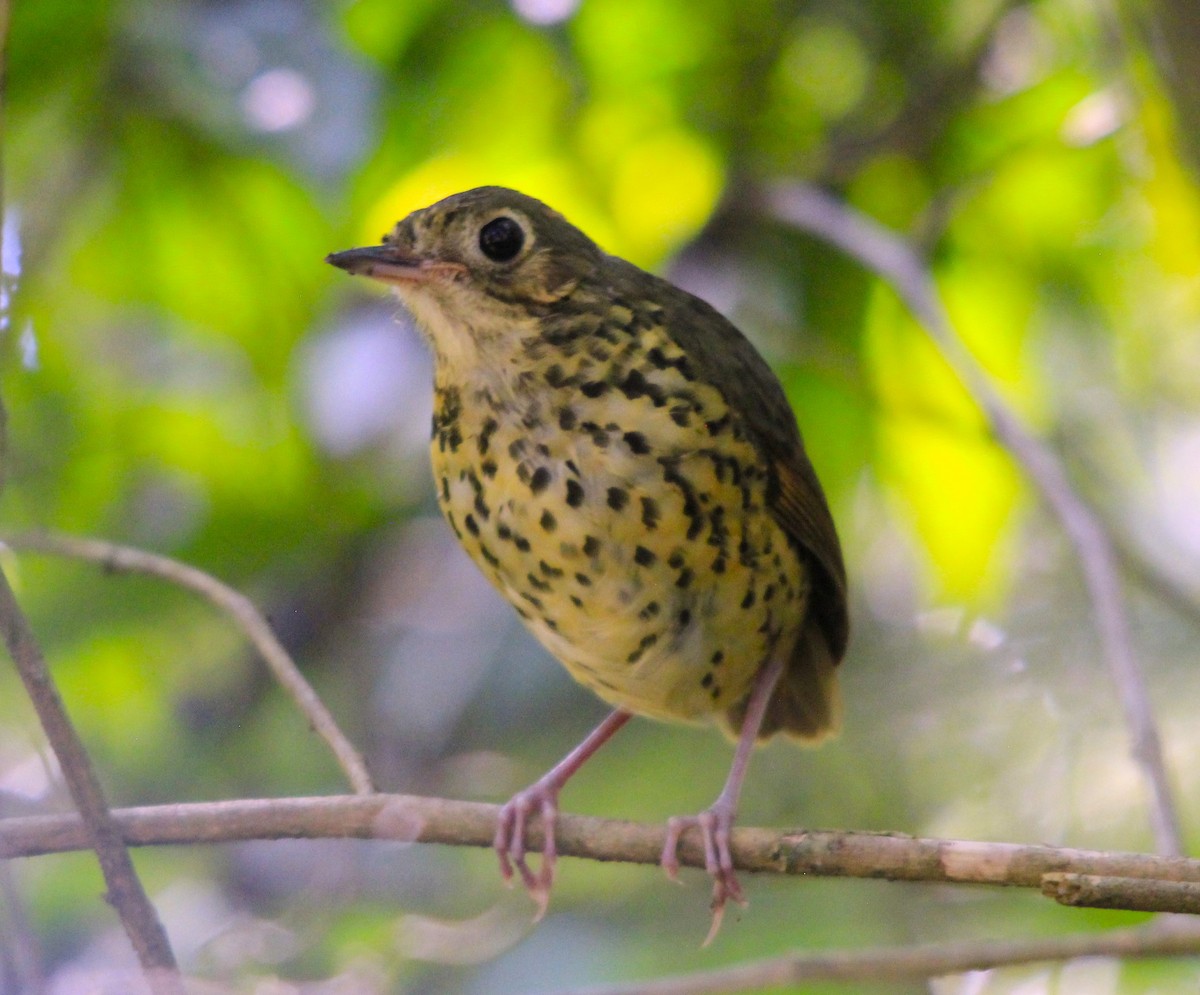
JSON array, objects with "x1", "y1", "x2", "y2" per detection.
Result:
[
  {"x1": 661, "y1": 648, "x2": 787, "y2": 944},
  {"x1": 496, "y1": 708, "x2": 632, "y2": 918}
]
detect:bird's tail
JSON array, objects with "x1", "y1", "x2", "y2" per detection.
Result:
[{"x1": 722, "y1": 613, "x2": 842, "y2": 744}]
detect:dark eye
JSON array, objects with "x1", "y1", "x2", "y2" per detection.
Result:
[{"x1": 478, "y1": 216, "x2": 525, "y2": 262}]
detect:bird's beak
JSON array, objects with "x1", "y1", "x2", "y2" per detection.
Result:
[{"x1": 325, "y1": 245, "x2": 464, "y2": 286}]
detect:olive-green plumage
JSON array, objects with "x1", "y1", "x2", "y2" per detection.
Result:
[{"x1": 328, "y1": 186, "x2": 848, "y2": 743}]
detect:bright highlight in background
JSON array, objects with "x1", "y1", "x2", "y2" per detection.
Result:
[{"x1": 510, "y1": 0, "x2": 581, "y2": 25}]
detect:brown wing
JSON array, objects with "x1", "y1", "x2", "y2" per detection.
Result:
[
  {"x1": 771, "y1": 447, "x2": 849, "y2": 660},
  {"x1": 619, "y1": 260, "x2": 850, "y2": 666}
]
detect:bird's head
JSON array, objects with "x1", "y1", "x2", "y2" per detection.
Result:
[{"x1": 327, "y1": 187, "x2": 603, "y2": 370}]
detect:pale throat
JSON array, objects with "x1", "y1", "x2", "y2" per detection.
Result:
[{"x1": 395, "y1": 283, "x2": 544, "y2": 403}]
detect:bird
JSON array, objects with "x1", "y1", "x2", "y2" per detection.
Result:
[{"x1": 327, "y1": 186, "x2": 848, "y2": 939}]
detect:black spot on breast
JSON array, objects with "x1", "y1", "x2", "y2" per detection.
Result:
[
  {"x1": 544, "y1": 363, "x2": 569, "y2": 388},
  {"x1": 464, "y1": 514, "x2": 480, "y2": 536},
  {"x1": 539, "y1": 560, "x2": 564, "y2": 578},
  {"x1": 581, "y1": 381, "x2": 609, "y2": 398},
  {"x1": 619, "y1": 368, "x2": 649, "y2": 400},
  {"x1": 669, "y1": 405, "x2": 691, "y2": 427},
  {"x1": 623, "y1": 430, "x2": 650, "y2": 454},
  {"x1": 638, "y1": 601, "x2": 660, "y2": 620},
  {"x1": 741, "y1": 589, "x2": 756, "y2": 609},
  {"x1": 705, "y1": 414, "x2": 731, "y2": 435},
  {"x1": 634, "y1": 545, "x2": 656, "y2": 566},
  {"x1": 559, "y1": 408, "x2": 577, "y2": 430},
  {"x1": 640, "y1": 497, "x2": 660, "y2": 529},
  {"x1": 473, "y1": 493, "x2": 490, "y2": 520},
  {"x1": 675, "y1": 567, "x2": 694, "y2": 589},
  {"x1": 582, "y1": 536, "x2": 601, "y2": 557},
  {"x1": 606, "y1": 487, "x2": 629, "y2": 511},
  {"x1": 701, "y1": 673, "x2": 714, "y2": 689},
  {"x1": 530, "y1": 467, "x2": 551, "y2": 494},
  {"x1": 668, "y1": 550, "x2": 685, "y2": 569},
  {"x1": 481, "y1": 459, "x2": 498, "y2": 478},
  {"x1": 708, "y1": 506, "x2": 728, "y2": 546},
  {"x1": 570, "y1": 595, "x2": 584, "y2": 607},
  {"x1": 711, "y1": 650, "x2": 724, "y2": 665},
  {"x1": 527, "y1": 573, "x2": 552, "y2": 592},
  {"x1": 566, "y1": 479, "x2": 585, "y2": 507},
  {"x1": 540, "y1": 509, "x2": 557, "y2": 532},
  {"x1": 574, "y1": 572, "x2": 593, "y2": 586},
  {"x1": 440, "y1": 477, "x2": 450, "y2": 502},
  {"x1": 478, "y1": 418, "x2": 498, "y2": 455},
  {"x1": 514, "y1": 535, "x2": 532, "y2": 553},
  {"x1": 480, "y1": 544, "x2": 500, "y2": 568},
  {"x1": 646, "y1": 347, "x2": 672, "y2": 371},
  {"x1": 626, "y1": 632, "x2": 659, "y2": 664}
]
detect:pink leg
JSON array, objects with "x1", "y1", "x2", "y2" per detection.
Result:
[
  {"x1": 661, "y1": 650, "x2": 787, "y2": 944},
  {"x1": 496, "y1": 708, "x2": 632, "y2": 918}
]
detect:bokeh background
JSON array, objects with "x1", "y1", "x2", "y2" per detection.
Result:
[{"x1": 4, "y1": 0, "x2": 1200, "y2": 991}]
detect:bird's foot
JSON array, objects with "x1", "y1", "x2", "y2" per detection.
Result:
[
  {"x1": 495, "y1": 779, "x2": 560, "y2": 920},
  {"x1": 661, "y1": 800, "x2": 747, "y2": 945}
]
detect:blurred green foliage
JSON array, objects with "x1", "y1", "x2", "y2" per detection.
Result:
[{"x1": 3, "y1": 0, "x2": 1200, "y2": 991}]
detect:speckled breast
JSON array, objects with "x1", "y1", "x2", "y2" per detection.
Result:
[{"x1": 429, "y1": 304, "x2": 809, "y2": 723}]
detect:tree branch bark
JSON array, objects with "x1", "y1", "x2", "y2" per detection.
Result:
[
  {"x1": 0, "y1": 568, "x2": 184, "y2": 994},
  {"x1": 3, "y1": 793, "x2": 1200, "y2": 914},
  {"x1": 552, "y1": 919, "x2": 1200, "y2": 994}
]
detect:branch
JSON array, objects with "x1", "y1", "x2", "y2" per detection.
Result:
[
  {"x1": 0, "y1": 529, "x2": 374, "y2": 795},
  {"x1": 0, "y1": 568, "x2": 184, "y2": 994},
  {"x1": 553, "y1": 920, "x2": 1200, "y2": 994},
  {"x1": 4, "y1": 793, "x2": 1200, "y2": 913},
  {"x1": 763, "y1": 181, "x2": 1185, "y2": 857}
]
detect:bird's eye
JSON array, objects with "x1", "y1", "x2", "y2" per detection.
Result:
[{"x1": 478, "y1": 216, "x2": 525, "y2": 262}]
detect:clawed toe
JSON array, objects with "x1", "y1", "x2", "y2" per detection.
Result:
[
  {"x1": 494, "y1": 785, "x2": 559, "y2": 919},
  {"x1": 660, "y1": 805, "x2": 746, "y2": 944}
]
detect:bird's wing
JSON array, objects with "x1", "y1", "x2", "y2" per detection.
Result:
[{"x1": 641, "y1": 264, "x2": 849, "y2": 661}]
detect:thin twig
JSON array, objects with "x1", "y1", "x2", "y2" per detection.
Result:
[
  {"x1": 4, "y1": 793, "x2": 1200, "y2": 910},
  {"x1": 763, "y1": 181, "x2": 1184, "y2": 857},
  {"x1": 0, "y1": 568, "x2": 184, "y2": 993},
  {"x1": 0, "y1": 529, "x2": 374, "y2": 795},
  {"x1": 553, "y1": 920, "x2": 1200, "y2": 995},
  {"x1": 1044, "y1": 871, "x2": 1200, "y2": 913},
  {"x1": 0, "y1": 860, "x2": 43, "y2": 994}
]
